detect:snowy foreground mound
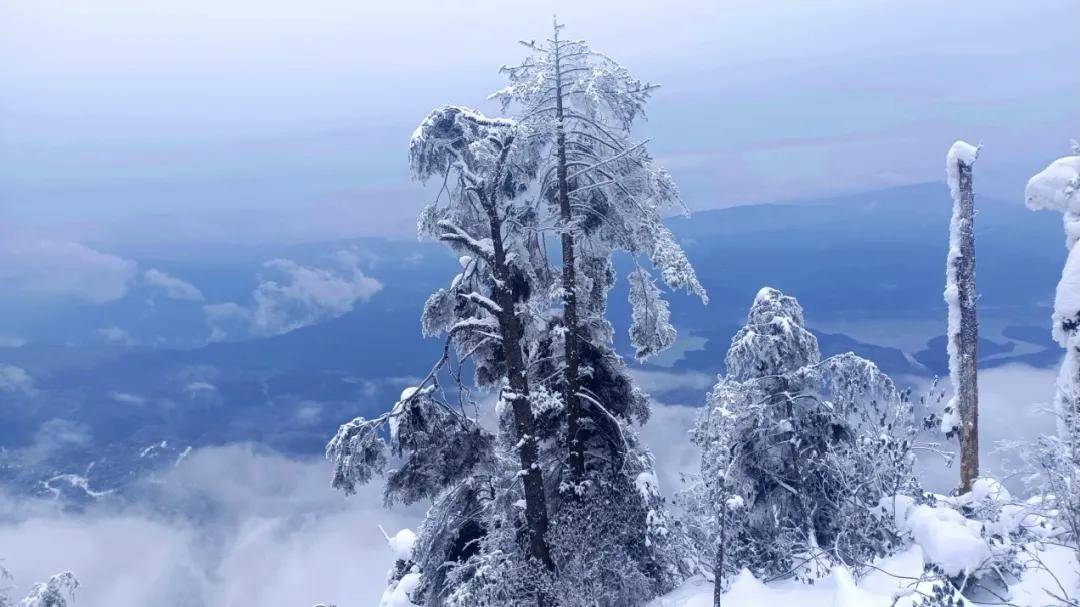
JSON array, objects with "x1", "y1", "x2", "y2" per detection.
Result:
[
  {"x1": 652, "y1": 480, "x2": 1079, "y2": 607},
  {"x1": 651, "y1": 544, "x2": 1077, "y2": 607},
  {"x1": 379, "y1": 477, "x2": 1079, "y2": 607}
]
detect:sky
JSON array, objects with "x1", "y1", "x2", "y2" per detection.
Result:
[
  {"x1": 0, "y1": 5, "x2": 1076, "y2": 603},
  {"x1": 2, "y1": 0, "x2": 1077, "y2": 247}
]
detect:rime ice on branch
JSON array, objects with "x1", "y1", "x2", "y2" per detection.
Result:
[
  {"x1": 628, "y1": 266, "x2": 677, "y2": 361},
  {"x1": 17, "y1": 572, "x2": 79, "y2": 607},
  {"x1": 329, "y1": 22, "x2": 706, "y2": 607},
  {"x1": 494, "y1": 18, "x2": 706, "y2": 479},
  {"x1": 943, "y1": 140, "x2": 980, "y2": 493}
]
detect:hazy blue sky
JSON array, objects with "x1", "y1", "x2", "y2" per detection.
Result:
[{"x1": 2, "y1": 0, "x2": 1077, "y2": 246}]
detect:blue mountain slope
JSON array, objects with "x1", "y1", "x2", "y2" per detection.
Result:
[{"x1": 0, "y1": 183, "x2": 1067, "y2": 495}]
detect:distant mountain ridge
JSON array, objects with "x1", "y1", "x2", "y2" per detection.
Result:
[{"x1": 0, "y1": 182, "x2": 1067, "y2": 499}]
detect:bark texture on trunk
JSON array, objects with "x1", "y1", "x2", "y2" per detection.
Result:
[
  {"x1": 552, "y1": 30, "x2": 586, "y2": 480},
  {"x1": 954, "y1": 160, "x2": 980, "y2": 494},
  {"x1": 483, "y1": 146, "x2": 555, "y2": 577},
  {"x1": 713, "y1": 503, "x2": 725, "y2": 607}
]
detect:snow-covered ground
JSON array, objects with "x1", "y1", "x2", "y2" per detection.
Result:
[
  {"x1": 651, "y1": 544, "x2": 1078, "y2": 607},
  {"x1": 380, "y1": 478, "x2": 1080, "y2": 607},
  {"x1": 652, "y1": 479, "x2": 1080, "y2": 606}
]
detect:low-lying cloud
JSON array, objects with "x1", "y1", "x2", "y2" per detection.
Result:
[
  {"x1": 0, "y1": 445, "x2": 422, "y2": 607},
  {"x1": 97, "y1": 326, "x2": 138, "y2": 346},
  {"x1": 205, "y1": 252, "x2": 383, "y2": 340},
  {"x1": 0, "y1": 364, "x2": 1063, "y2": 606},
  {"x1": 144, "y1": 269, "x2": 205, "y2": 302},
  {"x1": 0, "y1": 236, "x2": 138, "y2": 304},
  {"x1": 0, "y1": 365, "x2": 35, "y2": 395},
  {"x1": 0, "y1": 232, "x2": 206, "y2": 313},
  {"x1": 915, "y1": 363, "x2": 1060, "y2": 493}
]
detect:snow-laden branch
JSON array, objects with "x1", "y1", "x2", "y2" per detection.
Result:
[
  {"x1": 458, "y1": 292, "x2": 503, "y2": 315},
  {"x1": 565, "y1": 139, "x2": 650, "y2": 182},
  {"x1": 437, "y1": 220, "x2": 495, "y2": 263}
]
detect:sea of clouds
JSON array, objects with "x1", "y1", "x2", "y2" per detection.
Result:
[{"x1": 0, "y1": 365, "x2": 1060, "y2": 606}]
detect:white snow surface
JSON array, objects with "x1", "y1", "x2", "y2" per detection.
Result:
[
  {"x1": 386, "y1": 528, "x2": 416, "y2": 560},
  {"x1": 650, "y1": 544, "x2": 1078, "y2": 607},
  {"x1": 379, "y1": 571, "x2": 422, "y2": 607},
  {"x1": 388, "y1": 386, "x2": 426, "y2": 443},
  {"x1": 635, "y1": 471, "x2": 660, "y2": 501},
  {"x1": 654, "y1": 480, "x2": 1077, "y2": 607},
  {"x1": 1025, "y1": 155, "x2": 1080, "y2": 219},
  {"x1": 903, "y1": 503, "x2": 990, "y2": 576}
]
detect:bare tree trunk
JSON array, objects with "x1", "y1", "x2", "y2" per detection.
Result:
[
  {"x1": 713, "y1": 501, "x2": 726, "y2": 607},
  {"x1": 953, "y1": 159, "x2": 980, "y2": 493},
  {"x1": 552, "y1": 23, "x2": 586, "y2": 480},
  {"x1": 483, "y1": 145, "x2": 556, "y2": 584}
]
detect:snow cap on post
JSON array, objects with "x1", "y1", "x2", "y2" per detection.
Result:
[{"x1": 945, "y1": 140, "x2": 980, "y2": 203}]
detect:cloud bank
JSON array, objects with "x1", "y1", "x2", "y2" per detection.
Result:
[
  {"x1": 205, "y1": 252, "x2": 383, "y2": 340},
  {"x1": 0, "y1": 365, "x2": 35, "y2": 395},
  {"x1": 0, "y1": 236, "x2": 137, "y2": 304},
  {"x1": 0, "y1": 364, "x2": 1062, "y2": 606},
  {"x1": 0, "y1": 445, "x2": 422, "y2": 607},
  {"x1": 0, "y1": 232, "x2": 207, "y2": 314},
  {"x1": 144, "y1": 269, "x2": 205, "y2": 302}
]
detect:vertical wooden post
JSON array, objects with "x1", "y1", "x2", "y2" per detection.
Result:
[{"x1": 953, "y1": 157, "x2": 980, "y2": 493}]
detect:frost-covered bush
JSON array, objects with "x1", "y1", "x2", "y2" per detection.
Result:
[
  {"x1": 878, "y1": 478, "x2": 1074, "y2": 606},
  {"x1": 1016, "y1": 435, "x2": 1080, "y2": 564},
  {"x1": 686, "y1": 288, "x2": 921, "y2": 584}
]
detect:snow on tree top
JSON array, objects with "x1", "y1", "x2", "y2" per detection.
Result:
[
  {"x1": 725, "y1": 287, "x2": 819, "y2": 381},
  {"x1": 745, "y1": 287, "x2": 807, "y2": 326},
  {"x1": 753, "y1": 286, "x2": 780, "y2": 305},
  {"x1": 1025, "y1": 155, "x2": 1080, "y2": 216},
  {"x1": 1026, "y1": 154, "x2": 1080, "y2": 344}
]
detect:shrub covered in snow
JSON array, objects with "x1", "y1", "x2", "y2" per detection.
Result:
[
  {"x1": 659, "y1": 474, "x2": 1079, "y2": 606},
  {"x1": 684, "y1": 288, "x2": 922, "y2": 586}
]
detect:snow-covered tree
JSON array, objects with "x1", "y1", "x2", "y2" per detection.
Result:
[
  {"x1": 327, "y1": 105, "x2": 558, "y2": 604},
  {"x1": 0, "y1": 565, "x2": 10, "y2": 607},
  {"x1": 330, "y1": 23, "x2": 706, "y2": 606},
  {"x1": 18, "y1": 573, "x2": 77, "y2": 607},
  {"x1": 493, "y1": 18, "x2": 707, "y2": 481},
  {"x1": 1024, "y1": 143, "x2": 1080, "y2": 561},
  {"x1": 1026, "y1": 145, "x2": 1080, "y2": 440},
  {"x1": 943, "y1": 140, "x2": 981, "y2": 494},
  {"x1": 685, "y1": 288, "x2": 921, "y2": 595},
  {"x1": 0, "y1": 567, "x2": 78, "y2": 607}
]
